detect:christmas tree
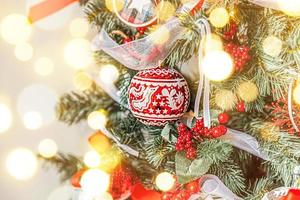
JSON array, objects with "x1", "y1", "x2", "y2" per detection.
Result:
[{"x1": 40, "y1": 0, "x2": 300, "y2": 199}]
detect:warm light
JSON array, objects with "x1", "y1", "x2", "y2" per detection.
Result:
[
  {"x1": 6, "y1": 148, "x2": 37, "y2": 180},
  {"x1": 0, "y1": 104, "x2": 12, "y2": 133},
  {"x1": 150, "y1": 26, "x2": 170, "y2": 45},
  {"x1": 87, "y1": 110, "x2": 108, "y2": 130},
  {"x1": 38, "y1": 139, "x2": 58, "y2": 158},
  {"x1": 95, "y1": 193, "x2": 113, "y2": 200},
  {"x1": 105, "y1": 0, "x2": 125, "y2": 12},
  {"x1": 64, "y1": 38, "x2": 92, "y2": 69},
  {"x1": 74, "y1": 71, "x2": 93, "y2": 91},
  {"x1": 80, "y1": 169, "x2": 110, "y2": 196},
  {"x1": 14, "y1": 43, "x2": 33, "y2": 61},
  {"x1": 155, "y1": 172, "x2": 175, "y2": 192},
  {"x1": 202, "y1": 50, "x2": 233, "y2": 81},
  {"x1": 99, "y1": 64, "x2": 119, "y2": 84},
  {"x1": 23, "y1": 111, "x2": 43, "y2": 130},
  {"x1": 209, "y1": 7, "x2": 230, "y2": 28},
  {"x1": 88, "y1": 132, "x2": 111, "y2": 154},
  {"x1": 278, "y1": 0, "x2": 300, "y2": 17},
  {"x1": 263, "y1": 36, "x2": 282, "y2": 57},
  {"x1": 156, "y1": 1, "x2": 176, "y2": 22},
  {"x1": 84, "y1": 151, "x2": 101, "y2": 168},
  {"x1": 293, "y1": 83, "x2": 300, "y2": 105},
  {"x1": 205, "y1": 34, "x2": 223, "y2": 52},
  {"x1": 1, "y1": 14, "x2": 32, "y2": 45},
  {"x1": 69, "y1": 18, "x2": 89, "y2": 38},
  {"x1": 34, "y1": 57, "x2": 54, "y2": 76}
]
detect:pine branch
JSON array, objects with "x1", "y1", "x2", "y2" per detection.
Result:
[{"x1": 245, "y1": 178, "x2": 277, "y2": 200}]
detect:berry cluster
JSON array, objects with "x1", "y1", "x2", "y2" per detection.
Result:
[
  {"x1": 224, "y1": 22, "x2": 238, "y2": 40},
  {"x1": 122, "y1": 27, "x2": 148, "y2": 44},
  {"x1": 225, "y1": 42, "x2": 251, "y2": 72},
  {"x1": 161, "y1": 180, "x2": 200, "y2": 200},
  {"x1": 175, "y1": 119, "x2": 228, "y2": 160}
]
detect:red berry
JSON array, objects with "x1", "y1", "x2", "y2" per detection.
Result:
[
  {"x1": 162, "y1": 193, "x2": 172, "y2": 200},
  {"x1": 218, "y1": 125, "x2": 228, "y2": 135},
  {"x1": 123, "y1": 38, "x2": 132, "y2": 44},
  {"x1": 212, "y1": 127, "x2": 222, "y2": 138},
  {"x1": 186, "y1": 180, "x2": 200, "y2": 194},
  {"x1": 186, "y1": 147, "x2": 197, "y2": 160},
  {"x1": 236, "y1": 101, "x2": 245, "y2": 112},
  {"x1": 218, "y1": 113, "x2": 230, "y2": 124}
]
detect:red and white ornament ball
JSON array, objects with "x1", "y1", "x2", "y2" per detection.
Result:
[{"x1": 128, "y1": 67, "x2": 190, "y2": 126}]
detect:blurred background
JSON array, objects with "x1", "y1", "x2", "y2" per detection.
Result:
[{"x1": 0, "y1": 0, "x2": 95, "y2": 199}]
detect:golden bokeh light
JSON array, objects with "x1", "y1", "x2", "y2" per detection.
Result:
[
  {"x1": 237, "y1": 81, "x2": 259, "y2": 103},
  {"x1": 69, "y1": 18, "x2": 89, "y2": 38},
  {"x1": 87, "y1": 110, "x2": 108, "y2": 130},
  {"x1": 156, "y1": 1, "x2": 176, "y2": 22},
  {"x1": 293, "y1": 83, "x2": 300, "y2": 105},
  {"x1": 38, "y1": 139, "x2": 58, "y2": 158},
  {"x1": 95, "y1": 193, "x2": 113, "y2": 200},
  {"x1": 6, "y1": 148, "x2": 37, "y2": 180},
  {"x1": 34, "y1": 57, "x2": 54, "y2": 76},
  {"x1": 202, "y1": 50, "x2": 233, "y2": 81},
  {"x1": 80, "y1": 169, "x2": 110, "y2": 196},
  {"x1": 262, "y1": 35, "x2": 282, "y2": 57},
  {"x1": 84, "y1": 151, "x2": 101, "y2": 168},
  {"x1": 0, "y1": 104, "x2": 12, "y2": 133},
  {"x1": 150, "y1": 26, "x2": 170, "y2": 45},
  {"x1": 278, "y1": 0, "x2": 300, "y2": 17},
  {"x1": 205, "y1": 34, "x2": 224, "y2": 52},
  {"x1": 1, "y1": 14, "x2": 32, "y2": 45},
  {"x1": 64, "y1": 38, "x2": 92, "y2": 69},
  {"x1": 105, "y1": 0, "x2": 125, "y2": 12},
  {"x1": 99, "y1": 64, "x2": 119, "y2": 84},
  {"x1": 155, "y1": 172, "x2": 175, "y2": 192},
  {"x1": 209, "y1": 7, "x2": 230, "y2": 28},
  {"x1": 14, "y1": 43, "x2": 34, "y2": 61},
  {"x1": 73, "y1": 71, "x2": 93, "y2": 91},
  {"x1": 23, "y1": 111, "x2": 43, "y2": 130},
  {"x1": 89, "y1": 131, "x2": 111, "y2": 154}
]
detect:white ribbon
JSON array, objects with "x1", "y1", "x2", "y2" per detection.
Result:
[
  {"x1": 189, "y1": 175, "x2": 243, "y2": 200},
  {"x1": 248, "y1": 0, "x2": 282, "y2": 10}
]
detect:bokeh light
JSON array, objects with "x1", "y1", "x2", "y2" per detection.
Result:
[
  {"x1": 209, "y1": 7, "x2": 230, "y2": 28},
  {"x1": 0, "y1": 104, "x2": 12, "y2": 133},
  {"x1": 69, "y1": 18, "x2": 89, "y2": 38},
  {"x1": 150, "y1": 26, "x2": 170, "y2": 45},
  {"x1": 202, "y1": 50, "x2": 233, "y2": 81},
  {"x1": 80, "y1": 169, "x2": 110, "y2": 196},
  {"x1": 293, "y1": 83, "x2": 300, "y2": 105},
  {"x1": 105, "y1": 0, "x2": 125, "y2": 12},
  {"x1": 34, "y1": 57, "x2": 54, "y2": 76},
  {"x1": 278, "y1": 0, "x2": 300, "y2": 17},
  {"x1": 6, "y1": 148, "x2": 37, "y2": 180},
  {"x1": 14, "y1": 43, "x2": 34, "y2": 61},
  {"x1": 205, "y1": 34, "x2": 223, "y2": 52},
  {"x1": 87, "y1": 110, "x2": 108, "y2": 130},
  {"x1": 38, "y1": 139, "x2": 58, "y2": 158},
  {"x1": 64, "y1": 38, "x2": 92, "y2": 69},
  {"x1": 84, "y1": 151, "x2": 101, "y2": 168},
  {"x1": 263, "y1": 35, "x2": 282, "y2": 57},
  {"x1": 88, "y1": 132, "x2": 111, "y2": 154},
  {"x1": 1, "y1": 14, "x2": 32, "y2": 45},
  {"x1": 95, "y1": 193, "x2": 113, "y2": 200},
  {"x1": 99, "y1": 64, "x2": 119, "y2": 84},
  {"x1": 73, "y1": 71, "x2": 94, "y2": 91},
  {"x1": 155, "y1": 172, "x2": 175, "y2": 192},
  {"x1": 23, "y1": 111, "x2": 43, "y2": 130},
  {"x1": 156, "y1": 1, "x2": 176, "y2": 22}
]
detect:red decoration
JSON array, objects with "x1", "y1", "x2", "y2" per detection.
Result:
[
  {"x1": 123, "y1": 38, "x2": 133, "y2": 44},
  {"x1": 218, "y1": 112, "x2": 230, "y2": 124},
  {"x1": 281, "y1": 189, "x2": 300, "y2": 200},
  {"x1": 131, "y1": 183, "x2": 161, "y2": 200},
  {"x1": 236, "y1": 101, "x2": 245, "y2": 112},
  {"x1": 70, "y1": 169, "x2": 86, "y2": 188},
  {"x1": 224, "y1": 22, "x2": 238, "y2": 40},
  {"x1": 128, "y1": 68, "x2": 190, "y2": 126},
  {"x1": 186, "y1": 180, "x2": 200, "y2": 193},
  {"x1": 225, "y1": 42, "x2": 251, "y2": 72}
]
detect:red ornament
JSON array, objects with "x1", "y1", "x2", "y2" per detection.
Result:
[
  {"x1": 186, "y1": 180, "x2": 200, "y2": 193},
  {"x1": 236, "y1": 101, "x2": 245, "y2": 112},
  {"x1": 128, "y1": 68, "x2": 190, "y2": 126},
  {"x1": 225, "y1": 42, "x2": 251, "y2": 72},
  {"x1": 218, "y1": 112, "x2": 230, "y2": 124},
  {"x1": 131, "y1": 183, "x2": 161, "y2": 200},
  {"x1": 123, "y1": 37, "x2": 132, "y2": 44},
  {"x1": 70, "y1": 169, "x2": 86, "y2": 188},
  {"x1": 281, "y1": 189, "x2": 300, "y2": 200}
]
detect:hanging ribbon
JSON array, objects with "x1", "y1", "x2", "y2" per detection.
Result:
[{"x1": 28, "y1": 0, "x2": 79, "y2": 23}]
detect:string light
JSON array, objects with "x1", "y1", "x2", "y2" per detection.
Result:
[
  {"x1": 293, "y1": 83, "x2": 300, "y2": 105},
  {"x1": 0, "y1": 104, "x2": 12, "y2": 133},
  {"x1": 14, "y1": 43, "x2": 34, "y2": 61},
  {"x1": 6, "y1": 148, "x2": 37, "y2": 180},
  {"x1": 84, "y1": 151, "x2": 101, "y2": 168},
  {"x1": 209, "y1": 7, "x2": 230, "y2": 28},
  {"x1": 69, "y1": 18, "x2": 89, "y2": 38},
  {"x1": 87, "y1": 110, "x2": 108, "y2": 130},
  {"x1": 1, "y1": 14, "x2": 32, "y2": 45},
  {"x1": 34, "y1": 57, "x2": 54, "y2": 76},
  {"x1": 38, "y1": 139, "x2": 58, "y2": 158},
  {"x1": 64, "y1": 38, "x2": 92, "y2": 69},
  {"x1": 155, "y1": 172, "x2": 175, "y2": 192},
  {"x1": 73, "y1": 71, "x2": 93, "y2": 91},
  {"x1": 99, "y1": 64, "x2": 119, "y2": 84},
  {"x1": 105, "y1": 0, "x2": 125, "y2": 12},
  {"x1": 80, "y1": 169, "x2": 110, "y2": 196},
  {"x1": 205, "y1": 34, "x2": 223, "y2": 52},
  {"x1": 202, "y1": 50, "x2": 233, "y2": 81},
  {"x1": 156, "y1": 1, "x2": 176, "y2": 22},
  {"x1": 278, "y1": 0, "x2": 300, "y2": 17},
  {"x1": 23, "y1": 111, "x2": 43, "y2": 130},
  {"x1": 262, "y1": 36, "x2": 282, "y2": 57}
]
